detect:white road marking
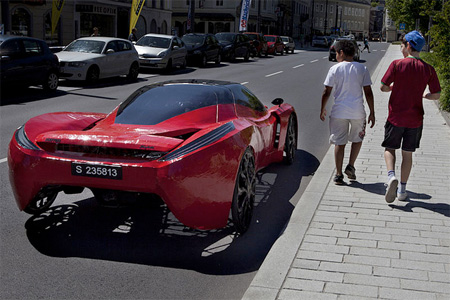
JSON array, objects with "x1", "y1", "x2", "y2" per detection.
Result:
[
  {"x1": 310, "y1": 59, "x2": 319, "y2": 63},
  {"x1": 323, "y1": 56, "x2": 328, "y2": 59},
  {"x1": 0, "y1": 158, "x2": 7, "y2": 164},
  {"x1": 241, "y1": 82, "x2": 249, "y2": 85},
  {"x1": 293, "y1": 64, "x2": 304, "y2": 69},
  {"x1": 265, "y1": 71, "x2": 283, "y2": 77}
]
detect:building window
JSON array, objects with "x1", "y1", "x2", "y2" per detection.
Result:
[
  {"x1": 216, "y1": 0, "x2": 223, "y2": 6},
  {"x1": 11, "y1": 7, "x2": 31, "y2": 36},
  {"x1": 44, "y1": 11, "x2": 60, "y2": 45},
  {"x1": 160, "y1": 0, "x2": 164, "y2": 9}
]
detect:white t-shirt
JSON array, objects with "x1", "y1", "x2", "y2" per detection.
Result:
[{"x1": 323, "y1": 61, "x2": 372, "y2": 119}]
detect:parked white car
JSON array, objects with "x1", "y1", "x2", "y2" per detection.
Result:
[
  {"x1": 56, "y1": 37, "x2": 139, "y2": 83},
  {"x1": 134, "y1": 34, "x2": 187, "y2": 71},
  {"x1": 281, "y1": 36, "x2": 295, "y2": 54}
]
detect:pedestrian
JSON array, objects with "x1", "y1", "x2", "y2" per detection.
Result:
[
  {"x1": 320, "y1": 39, "x2": 375, "y2": 185},
  {"x1": 380, "y1": 30, "x2": 441, "y2": 203},
  {"x1": 91, "y1": 27, "x2": 100, "y2": 36},
  {"x1": 128, "y1": 28, "x2": 138, "y2": 43},
  {"x1": 362, "y1": 37, "x2": 370, "y2": 53}
]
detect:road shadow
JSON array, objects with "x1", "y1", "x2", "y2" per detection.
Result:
[
  {"x1": 25, "y1": 149, "x2": 319, "y2": 275},
  {"x1": 0, "y1": 87, "x2": 68, "y2": 106}
]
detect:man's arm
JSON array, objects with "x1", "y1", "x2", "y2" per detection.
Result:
[
  {"x1": 320, "y1": 86, "x2": 333, "y2": 121},
  {"x1": 423, "y1": 92, "x2": 440, "y2": 100},
  {"x1": 380, "y1": 83, "x2": 392, "y2": 92},
  {"x1": 363, "y1": 85, "x2": 375, "y2": 128}
]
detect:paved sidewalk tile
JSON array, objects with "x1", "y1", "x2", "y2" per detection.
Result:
[{"x1": 243, "y1": 44, "x2": 450, "y2": 300}]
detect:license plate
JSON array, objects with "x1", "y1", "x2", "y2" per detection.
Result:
[{"x1": 71, "y1": 163, "x2": 122, "y2": 180}]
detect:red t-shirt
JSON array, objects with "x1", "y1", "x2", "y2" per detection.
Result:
[{"x1": 381, "y1": 57, "x2": 441, "y2": 128}]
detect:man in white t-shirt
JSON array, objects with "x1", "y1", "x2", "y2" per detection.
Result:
[{"x1": 320, "y1": 39, "x2": 375, "y2": 185}]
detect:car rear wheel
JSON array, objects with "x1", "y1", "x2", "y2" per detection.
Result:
[
  {"x1": 127, "y1": 62, "x2": 139, "y2": 81},
  {"x1": 284, "y1": 114, "x2": 298, "y2": 165},
  {"x1": 86, "y1": 66, "x2": 100, "y2": 83},
  {"x1": 42, "y1": 71, "x2": 59, "y2": 91},
  {"x1": 215, "y1": 53, "x2": 221, "y2": 64},
  {"x1": 231, "y1": 148, "x2": 256, "y2": 234},
  {"x1": 24, "y1": 191, "x2": 58, "y2": 214},
  {"x1": 244, "y1": 50, "x2": 250, "y2": 61}
]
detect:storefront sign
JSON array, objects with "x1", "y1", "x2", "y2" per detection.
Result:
[{"x1": 76, "y1": 4, "x2": 116, "y2": 15}]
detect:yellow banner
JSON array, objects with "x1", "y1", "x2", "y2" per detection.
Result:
[
  {"x1": 130, "y1": 0, "x2": 146, "y2": 34},
  {"x1": 51, "y1": 0, "x2": 65, "y2": 36}
]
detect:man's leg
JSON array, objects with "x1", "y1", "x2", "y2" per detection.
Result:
[
  {"x1": 384, "y1": 148, "x2": 398, "y2": 203},
  {"x1": 335, "y1": 144, "x2": 346, "y2": 175},
  {"x1": 384, "y1": 148, "x2": 396, "y2": 172},
  {"x1": 400, "y1": 150, "x2": 413, "y2": 183},
  {"x1": 349, "y1": 142, "x2": 362, "y2": 167}
]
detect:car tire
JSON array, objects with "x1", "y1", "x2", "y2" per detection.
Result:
[
  {"x1": 127, "y1": 62, "x2": 139, "y2": 81},
  {"x1": 165, "y1": 59, "x2": 173, "y2": 71},
  {"x1": 86, "y1": 66, "x2": 100, "y2": 84},
  {"x1": 291, "y1": 48, "x2": 294, "y2": 54},
  {"x1": 229, "y1": 51, "x2": 235, "y2": 62},
  {"x1": 23, "y1": 191, "x2": 58, "y2": 214},
  {"x1": 284, "y1": 114, "x2": 298, "y2": 165},
  {"x1": 244, "y1": 50, "x2": 250, "y2": 61},
  {"x1": 215, "y1": 53, "x2": 221, "y2": 64},
  {"x1": 181, "y1": 57, "x2": 187, "y2": 69},
  {"x1": 42, "y1": 70, "x2": 59, "y2": 91},
  {"x1": 200, "y1": 55, "x2": 207, "y2": 67},
  {"x1": 329, "y1": 56, "x2": 333, "y2": 61},
  {"x1": 231, "y1": 147, "x2": 256, "y2": 234}
]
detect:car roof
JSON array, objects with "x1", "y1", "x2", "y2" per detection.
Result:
[
  {"x1": 75, "y1": 36, "x2": 130, "y2": 42},
  {"x1": 142, "y1": 33, "x2": 176, "y2": 39},
  {"x1": 0, "y1": 35, "x2": 45, "y2": 43}
]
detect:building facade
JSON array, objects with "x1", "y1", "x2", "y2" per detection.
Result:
[
  {"x1": 1, "y1": 0, "x2": 172, "y2": 45},
  {"x1": 310, "y1": 0, "x2": 371, "y2": 40}
]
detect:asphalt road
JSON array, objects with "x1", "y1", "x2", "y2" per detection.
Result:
[{"x1": 0, "y1": 42, "x2": 389, "y2": 300}]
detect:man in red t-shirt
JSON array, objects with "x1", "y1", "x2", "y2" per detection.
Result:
[{"x1": 380, "y1": 30, "x2": 441, "y2": 203}]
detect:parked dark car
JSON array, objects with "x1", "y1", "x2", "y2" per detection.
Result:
[
  {"x1": 328, "y1": 38, "x2": 361, "y2": 62},
  {"x1": 243, "y1": 32, "x2": 268, "y2": 57},
  {"x1": 0, "y1": 35, "x2": 60, "y2": 91},
  {"x1": 215, "y1": 32, "x2": 251, "y2": 62},
  {"x1": 181, "y1": 33, "x2": 222, "y2": 67}
]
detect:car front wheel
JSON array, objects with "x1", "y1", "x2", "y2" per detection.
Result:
[
  {"x1": 231, "y1": 148, "x2": 256, "y2": 234},
  {"x1": 86, "y1": 66, "x2": 100, "y2": 83},
  {"x1": 43, "y1": 71, "x2": 59, "y2": 91}
]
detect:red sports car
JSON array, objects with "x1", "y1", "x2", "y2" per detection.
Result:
[{"x1": 8, "y1": 79, "x2": 297, "y2": 234}]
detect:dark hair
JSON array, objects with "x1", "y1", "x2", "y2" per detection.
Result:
[
  {"x1": 334, "y1": 39, "x2": 355, "y2": 57},
  {"x1": 400, "y1": 33, "x2": 408, "y2": 47}
]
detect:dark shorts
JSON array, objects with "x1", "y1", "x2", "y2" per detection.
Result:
[{"x1": 382, "y1": 121, "x2": 423, "y2": 152}]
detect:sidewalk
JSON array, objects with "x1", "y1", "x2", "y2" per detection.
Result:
[{"x1": 243, "y1": 44, "x2": 450, "y2": 299}]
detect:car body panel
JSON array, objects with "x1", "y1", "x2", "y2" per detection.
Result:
[
  {"x1": 182, "y1": 33, "x2": 221, "y2": 66},
  {"x1": 264, "y1": 35, "x2": 284, "y2": 54},
  {"x1": 56, "y1": 37, "x2": 139, "y2": 81},
  {"x1": 8, "y1": 79, "x2": 296, "y2": 230},
  {"x1": 281, "y1": 36, "x2": 295, "y2": 53},
  {"x1": 243, "y1": 32, "x2": 268, "y2": 57},
  {"x1": 0, "y1": 35, "x2": 59, "y2": 90},
  {"x1": 215, "y1": 33, "x2": 251, "y2": 61},
  {"x1": 312, "y1": 36, "x2": 329, "y2": 47},
  {"x1": 135, "y1": 34, "x2": 187, "y2": 69}
]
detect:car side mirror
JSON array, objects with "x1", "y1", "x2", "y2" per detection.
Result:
[
  {"x1": 271, "y1": 98, "x2": 284, "y2": 106},
  {"x1": 173, "y1": 45, "x2": 179, "y2": 50},
  {"x1": 106, "y1": 49, "x2": 115, "y2": 54}
]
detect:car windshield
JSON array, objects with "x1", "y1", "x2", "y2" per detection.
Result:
[
  {"x1": 64, "y1": 40, "x2": 105, "y2": 54},
  {"x1": 281, "y1": 37, "x2": 289, "y2": 42},
  {"x1": 182, "y1": 35, "x2": 205, "y2": 45},
  {"x1": 136, "y1": 36, "x2": 171, "y2": 48},
  {"x1": 216, "y1": 33, "x2": 235, "y2": 43},
  {"x1": 115, "y1": 85, "x2": 231, "y2": 125},
  {"x1": 245, "y1": 34, "x2": 257, "y2": 40},
  {"x1": 265, "y1": 36, "x2": 276, "y2": 42}
]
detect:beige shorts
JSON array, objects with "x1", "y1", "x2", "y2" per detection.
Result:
[{"x1": 329, "y1": 117, "x2": 366, "y2": 145}]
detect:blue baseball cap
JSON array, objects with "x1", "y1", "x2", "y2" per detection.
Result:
[{"x1": 405, "y1": 30, "x2": 425, "y2": 51}]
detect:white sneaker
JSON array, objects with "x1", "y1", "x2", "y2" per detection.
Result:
[
  {"x1": 385, "y1": 177, "x2": 398, "y2": 203},
  {"x1": 397, "y1": 192, "x2": 408, "y2": 201}
]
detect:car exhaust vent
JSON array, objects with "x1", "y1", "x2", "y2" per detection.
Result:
[{"x1": 39, "y1": 143, "x2": 166, "y2": 160}]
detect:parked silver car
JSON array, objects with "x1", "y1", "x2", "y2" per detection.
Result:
[
  {"x1": 312, "y1": 36, "x2": 329, "y2": 47},
  {"x1": 56, "y1": 37, "x2": 139, "y2": 83},
  {"x1": 134, "y1": 34, "x2": 187, "y2": 71},
  {"x1": 281, "y1": 36, "x2": 295, "y2": 54}
]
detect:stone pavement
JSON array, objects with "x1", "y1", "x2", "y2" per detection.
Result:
[{"x1": 243, "y1": 44, "x2": 450, "y2": 299}]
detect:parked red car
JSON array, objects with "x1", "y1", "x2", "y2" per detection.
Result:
[
  {"x1": 243, "y1": 32, "x2": 268, "y2": 57},
  {"x1": 8, "y1": 79, "x2": 297, "y2": 234},
  {"x1": 264, "y1": 35, "x2": 284, "y2": 55}
]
